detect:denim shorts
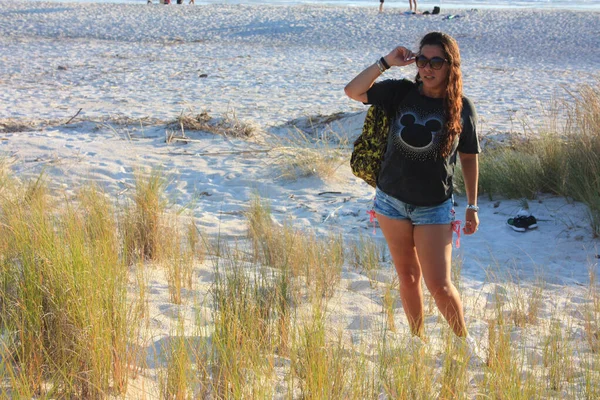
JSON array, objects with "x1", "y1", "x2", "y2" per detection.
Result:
[{"x1": 373, "y1": 187, "x2": 455, "y2": 225}]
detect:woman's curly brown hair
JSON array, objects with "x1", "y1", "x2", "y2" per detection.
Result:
[{"x1": 415, "y1": 32, "x2": 463, "y2": 159}]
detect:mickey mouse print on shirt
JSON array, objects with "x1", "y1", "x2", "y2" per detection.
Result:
[{"x1": 391, "y1": 108, "x2": 444, "y2": 162}]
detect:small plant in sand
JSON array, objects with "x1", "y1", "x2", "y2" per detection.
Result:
[
  {"x1": 289, "y1": 303, "x2": 348, "y2": 399},
  {"x1": 155, "y1": 216, "x2": 199, "y2": 305},
  {"x1": 161, "y1": 220, "x2": 188, "y2": 305},
  {"x1": 438, "y1": 328, "x2": 470, "y2": 399},
  {"x1": 378, "y1": 332, "x2": 437, "y2": 399},
  {"x1": 210, "y1": 242, "x2": 281, "y2": 399},
  {"x1": 510, "y1": 280, "x2": 545, "y2": 328},
  {"x1": 122, "y1": 168, "x2": 168, "y2": 263},
  {"x1": 382, "y1": 276, "x2": 399, "y2": 333},
  {"x1": 245, "y1": 193, "x2": 288, "y2": 269},
  {"x1": 343, "y1": 329, "x2": 379, "y2": 399},
  {"x1": 186, "y1": 218, "x2": 204, "y2": 267},
  {"x1": 583, "y1": 265, "x2": 600, "y2": 354},
  {"x1": 483, "y1": 319, "x2": 539, "y2": 399},
  {"x1": 580, "y1": 267, "x2": 600, "y2": 400},
  {"x1": 350, "y1": 233, "x2": 384, "y2": 287},
  {"x1": 303, "y1": 231, "x2": 345, "y2": 300},
  {"x1": 158, "y1": 320, "x2": 195, "y2": 400},
  {"x1": 543, "y1": 318, "x2": 578, "y2": 392}
]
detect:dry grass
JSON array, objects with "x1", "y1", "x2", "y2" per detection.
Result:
[
  {"x1": 268, "y1": 127, "x2": 347, "y2": 181},
  {"x1": 172, "y1": 111, "x2": 259, "y2": 138},
  {"x1": 0, "y1": 115, "x2": 165, "y2": 134},
  {"x1": 0, "y1": 118, "x2": 40, "y2": 133}
]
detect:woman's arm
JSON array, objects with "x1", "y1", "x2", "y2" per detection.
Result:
[
  {"x1": 459, "y1": 152, "x2": 479, "y2": 235},
  {"x1": 344, "y1": 46, "x2": 416, "y2": 103}
]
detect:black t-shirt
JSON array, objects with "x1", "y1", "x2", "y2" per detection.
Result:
[{"x1": 366, "y1": 78, "x2": 480, "y2": 206}]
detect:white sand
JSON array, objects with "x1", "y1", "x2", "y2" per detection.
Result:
[
  {"x1": 1, "y1": 2, "x2": 600, "y2": 397},
  {"x1": 2, "y1": 2, "x2": 599, "y2": 129}
]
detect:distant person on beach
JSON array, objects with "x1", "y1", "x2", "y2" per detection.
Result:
[
  {"x1": 345, "y1": 32, "x2": 481, "y2": 354},
  {"x1": 379, "y1": 0, "x2": 384, "y2": 13},
  {"x1": 410, "y1": 0, "x2": 418, "y2": 13}
]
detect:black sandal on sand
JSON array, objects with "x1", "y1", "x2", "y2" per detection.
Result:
[{"x1": 507, "y1": 215, "x2": 538, "y2": 232}]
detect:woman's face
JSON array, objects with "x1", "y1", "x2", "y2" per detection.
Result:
[{"x1": 417, "y1": 44, "x2": 449, "y2": 94}]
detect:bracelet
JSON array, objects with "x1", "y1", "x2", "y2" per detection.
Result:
[
  {"x1": 379, "y1": 57, "x2": 390, "y2": 70},
  {"x1": 466, "y1": 204, "x2": 479, "y2": 212},
  {"x1": 375, "y1": 59, "x2": 386, "y2": 74}
]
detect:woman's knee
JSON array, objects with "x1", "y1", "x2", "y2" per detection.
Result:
[
  {"x1": 396, "y1": 268, "x2": 422, "y2": 288},
  {"x1": 424, "y1": 278, "x2": 454, "y2": 297}
]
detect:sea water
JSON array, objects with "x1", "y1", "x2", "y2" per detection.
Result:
[{"x1": 26, "y1": 0, "x2": 600, "y2": 11}]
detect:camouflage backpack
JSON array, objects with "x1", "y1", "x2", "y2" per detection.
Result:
[{"x1": 350, "y1": 105, "x2": 389, "y2": 188}]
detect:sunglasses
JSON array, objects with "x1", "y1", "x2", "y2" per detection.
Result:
[{"x1": 415, "y1": 55, "x2": 448, "y2": 70}]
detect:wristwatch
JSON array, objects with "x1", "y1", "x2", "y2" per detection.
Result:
[{"x1": 466, "y1": 204, "x2": 479, "y2": 212}]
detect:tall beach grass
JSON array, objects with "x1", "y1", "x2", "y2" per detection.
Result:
[
  {"x1": 0, "y1": 177, "x2": 130, "y2": 398},
  {"x1": 0, "y1": 169, "x2": 599, "y2": 398},
  {"x1": 457, "y1": 80, "x2": 600, "y2": 236}
]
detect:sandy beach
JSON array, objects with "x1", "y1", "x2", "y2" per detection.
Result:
[
  {"x1": 2, "y1": 2, "x2": 599, "y2": 128},
  {"x1": 1, "y1": 1, "x2": 600, "y2": 397}
]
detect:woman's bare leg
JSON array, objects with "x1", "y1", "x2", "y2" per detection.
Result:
[
  {"x1": 376, "y1": 214, "x2": 424, "y2": 337},
  {"x1": 414, "y1": 224, "x2": 467, "y2": 337},
  {"x1": 409, "y1": 0, "x2": 418, "y2": 12}
]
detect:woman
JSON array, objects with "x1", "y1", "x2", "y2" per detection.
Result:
[
  {"x1": 344, "y1": 32, "x2": 480, "y2": 346},
  {"x1": 409, "y1": 0, "x2": 418, "y2": 13}
]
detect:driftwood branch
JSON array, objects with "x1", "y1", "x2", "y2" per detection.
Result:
[
  {"x1": 318, "y1": 191, "x2": 342, "y2": 196},
  {"x1": 65, "y1": 108, "x2": 83, "y2": 125},
  {"x1": 169, "y1": 137, "x2": 203, "y2": 143}
]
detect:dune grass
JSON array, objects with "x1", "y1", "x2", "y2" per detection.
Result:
[
  {"x1": 245, "y1": 193, "x2": 344, "y2": 300},
  {"x1": 349, "y1": 233, "x2": 386, "y2": 288},
  {"x1": 0, "y1": 177, "x2": 130, "y2": 398},
  {"x1": 0, "y1": 169, "x2": 599, "y2": 398},
  {"x1": 456, "y1": 80, "x2": 600, "y2": 236},
  {"x1": 268, "y1": 127, "x2": 347, "y2": 181}
]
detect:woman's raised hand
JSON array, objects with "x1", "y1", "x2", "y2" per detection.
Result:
[{"x1": 384, "y1": 46, "x2": 416, "y2": 68}]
